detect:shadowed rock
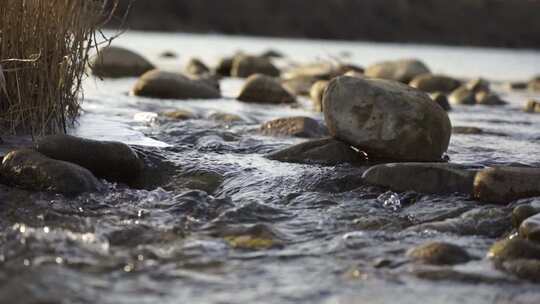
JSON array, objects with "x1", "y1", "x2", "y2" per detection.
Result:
[
  {"x1": 310, "y1": 80, "x2": 330, "y2": 112},
  {"x1": 231, "y1": 55, "x2": 280, "y2": 78},
  {"x1": 132, "y1": 69, "x2": 221, "y2": 99},
  {"x1": 260, "y1": 116, "x2": 328, "y2": 138},
  {"x1": 362, "y1": 163, "x2": 476, "y2": 195},
  {"x1": 36, "y1": 135, "x2": 144, "y2": 186},
  {"x1": 185, "y1": 57, "x2": 210, "y2": 76},
  {"x1": 266, "y1": 137, "x2": 367, "y2": 166},
  {"x1": 365, "y1": 59, "x2": 430, "y2": 83},
  {"x1": 519, "y1": 214, "x2": 540, "y2": 243},
  {"x1": 430, "y1": 92, "x2": 451, "y2": 111},
  {"x1": 238, "y1": 74, "x2": 295, "y2": 104},
  {"x1": 473, "y1": 167, "x2": 540, "y2": 204},
  {"x1": 0, "y1": 149, "x2": 102, "y2": 195},
  {"x1": 407, "y1": 242, "x2": 471, "y2": 265},
  {"x1": 409, "y1": 74, "x2": 461, "y2": 93}
]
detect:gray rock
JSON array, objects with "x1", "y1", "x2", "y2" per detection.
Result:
[
  {"x1": 524, "y1": 99, "x2": 540, "y2": 113},
  {"x1": 238, "y1": 74, "x2": 296, "y2": 104},
  {"x1": 266, "y1": 138, "x2": 367, "y2": 166},
  {"x1": 520, "y1": 214, "x2": 540, "y2": 243},
  {"x1": 473, "y1": 167, "x2": 540, "y2": 204},
  {"x1": 91, "y1": 46, "x2": 154, "y2": 78},
  {"x1": 323, "y1": 76, "x2": 451, "y2": 161},
  {"x1": 409, "y1": 74, "x2": 461, "y2": 93},
  {"x1": 365, "y1": 59, "x2": 430, "y2": 83},
  {"x1": 407, "y1": 242, "x2": 471, "y2": 265},
  {"x1": 362, "y1": 163, "x2": 475, "y2": 195},
  {"x1": 36, "y1": 135, "x2": 144, "y2": 186},
  {"x1": 488, "y1": 238, "x2": 540, "y2": 261},
  {"x1": 185, "y1": 58, "x2": 210, "y2": 76},
  {"x1": 309, "y1": 80, "x2": 330, "y2": 112},
  {"x1": 231, "y1": 55, "x2": 280, "y2": 78},
  {"x1": 430, "y1": 92, "x2": 451, "y2": 111},
  {"x1": 260, "y1": 116, "x2": 328, "y2": 138},
  {"x1": 0, "y1": 149, "x2": 102, "y2": 195},
  {"x1": 132, "y1": 70, "x2": 221, "y2": 99}
]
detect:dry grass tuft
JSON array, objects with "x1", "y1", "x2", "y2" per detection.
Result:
[{"x1": 0, "y1": 0, "x2": 118, "y2": 135}]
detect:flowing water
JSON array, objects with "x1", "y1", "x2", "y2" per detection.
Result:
[{"x1": 1, "y1": 32, "x2": 540, "y2": 304}]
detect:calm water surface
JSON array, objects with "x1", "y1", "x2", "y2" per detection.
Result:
[{"x1": 1, "y1": 31, "x2": 540, "y2": 304}]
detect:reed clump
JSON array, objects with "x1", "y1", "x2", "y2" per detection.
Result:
[{"x1": 0, "y1": 0, "x2": 117, "y2": 135}]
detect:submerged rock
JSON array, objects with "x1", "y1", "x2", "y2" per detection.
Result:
[
  {"x1": 430, "y1": 92, "x2": 451, "y2": 111},
  {"x1": 91, "y1": 46, "x2": 154, "y2": 78},
  {"x1": 231, "y1": 55, "x2": 280, "y2": 78},
  {"x1": 36, "y1": 135, "x2": 144, "y2": 186},
  {"x1": 309, "y1": 80, "x2": 330, "y2": 112},
  {"x1": 365, "y1": 59, "x2": 430, "y2": 83},
  {"x1": 524, "y1": 99, "x2": 540, "y2": 113},
  {"x1": 260, "y1": 116, "x2": 328, "y2": 138},
  {"x1": 488, "y1": 238, "x2": 540, "y2": 261},
  {"x1": 501, "y1": 259, "x2": 540, "y2": 282},
  {"x1": 0, "y1": 149, "x2": 101, "y2": 195},
  {"x1": 323, "y1": 76, "x2": 451, "y2": 161},
  {"x1": 132, "y1": 70, "x2": 221, "y2": 99},
  {"x1": 162, "y1": 109, "x2": 197, "y2": 120},
  {"x1": 362, "y1": 163, "x2": 475, "y2": 195},
  {"x1": 208, "y1": 112, "x2": 244, "y2": 123},
  {"x1": 473, "y1": 167, "x2": 540, "y2": 204},
  {"x1": 185, "y1": 58, "x2": 210, "y2": 76},
  {"x1": 237, "y1": 74, "x2": 296, "y2": 104},
  {"x1": 266, "y1": 138, "x2": 367, "y2": 166},
  {"x1": 409, "y1": 74, "x2": 461, "y2": 93},
  {"x1": 407, "y1": 242, "x2": 471, "y2": 265},
  {"x1": 519, "y1": 214, "x2": 540, "y2": 243}
]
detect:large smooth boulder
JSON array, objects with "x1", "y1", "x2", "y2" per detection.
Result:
[
  {"x1": 362, "y1": 163, "x2": 476, "y2": 195},
  {"x1": 36, "y1": 135, "x2": 144, "y2": 186},
  {"x1": 310, "y1": 80, "x2": 330, "y2": 112},
  {"x1": 132, "y1": 70, "x2": 221, "y2": 99},
  {"x1": 260, "y1": 116, "x2": 328, "y2": 138},
  {"x1": 407, "y1": 242, "x2": 471, "y2": 265},
  {"x1": 91, "y1": 46, "x2": 154, "y2": 78},
  {"x1": 365, "y1": 59, "x2": 430, "y2": 83},
  {"x1": 520, "y1": 214, "x2": 540, "y2": 243},
  {"x1": 185, "y1": 58, "x2": 210, "y2": 76},
  {"x1": 409, "y1": 74, "x2": 461, "y2": 93},
  {"x1": 323, "y1": 76, "x2": 451, "y2": 161},
  {"x1": 0, "y1": 149, "x2": 102, "y2": 195},
  {"x1": 266, "y1": 138, "x2": 367, "y2": 166},
  {"x1": 473, "y1": 167, "x2": 540, "y2": 204},
  {"x1": 237, "y1": 74, "x2": 296, "y2": 104},
  {"x1": 231, "y1": 55, "x2": 280, "y2": 78}
]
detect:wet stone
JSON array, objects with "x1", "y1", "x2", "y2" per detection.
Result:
[
  {"x1": 0, "y1": 149, "x2": 102, "y2": 195},
  {"x1": 162, "y1": 109, "x2": 197, "y2": 120},
  {"x1": 409, "y1": 74, "x2": 461, "y2": 93},
  {"x1": 519, "y1": 214, "x2": 540, "y2": 243},
  {"x1": 430, "y1": 92, "x2": 451, "y2": 111},
  {"x1": 208, "y1": 112, "x2": 244, "y2": 123},
  {"x1": 323, "y1": 76, "x2": 451, "y2": 161},
  {"x1": 488, "y1": 238, "x2": 540, "y2": 262},
  {"x1": 524, "y1": 99, "x2": 540, "y2": 113},
  {"x1": 266, "y1": 138, "x2": 367, "y2": 166},
  {"x1": 282, "y1": 75, "x2": 322, "y2": 96},
  {"x1": 512, "y1": 205, "x2": 540, "y2": 229},
  {"x1": 365, "y1": 59, "x2": 430, "y2": 83},
  {"x1": 91, "y1": 46, "x2": 154, "y2": 78},
  {"x1": 310, "y1": 80, "x2": 330, "y2": 112},
  {"x1": 449, "y1": 86, "x2": 476, "y2": 105},
  {"x1": 132, "y1": 69, "x2": 221, "y2": 100},
  {"x1": 185, "y1": 57, "x2": 210, "y2": 76},
  {"x1": 500, "y1": 259, "x2": 540, "y2": 282},
  {"x1": 407, "y1": 242, "x2": 471, "y2": 265},
  {"x1": 231, "y1": 55, "x2": 280, "y2": 78},
  {"x1": 238, "y1": 74, "x2": 296, "y2": 104},
  {"x1": 260, "y1": 116, "x2": 328, "y2": 138},
  {"x1": 475, "y1": 91, "x2": 507, "y2": 106},
  {"x1": 36, "y1": 135, "x2": 144, "y2": 186},
  {"x1": 473, "y1": 166, "x2": 540, "y2": 204},
  {"x1": 362, "y1": 163, "x2": 476, "y2": 195}
]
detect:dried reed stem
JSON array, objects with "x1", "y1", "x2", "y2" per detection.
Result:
[{"x1": 0, "y1": 0, "x2": 118, "y2": 135}]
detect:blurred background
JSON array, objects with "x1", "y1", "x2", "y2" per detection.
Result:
[{"x1": 108, "y1": 0, "x2": 540, "y2": 49}]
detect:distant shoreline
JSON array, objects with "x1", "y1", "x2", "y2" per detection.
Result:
[{"x1": 107, "y1": 0, "x2": 540, "y2": 49}]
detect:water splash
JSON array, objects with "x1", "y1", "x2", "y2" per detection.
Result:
[{"x1": 377, "y1": 191, "x2": 402, "y2": 212}]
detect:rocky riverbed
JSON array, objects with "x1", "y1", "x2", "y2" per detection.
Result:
[{"x1": 0, "y1": 32, "x2": 540, "y2": 303}]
